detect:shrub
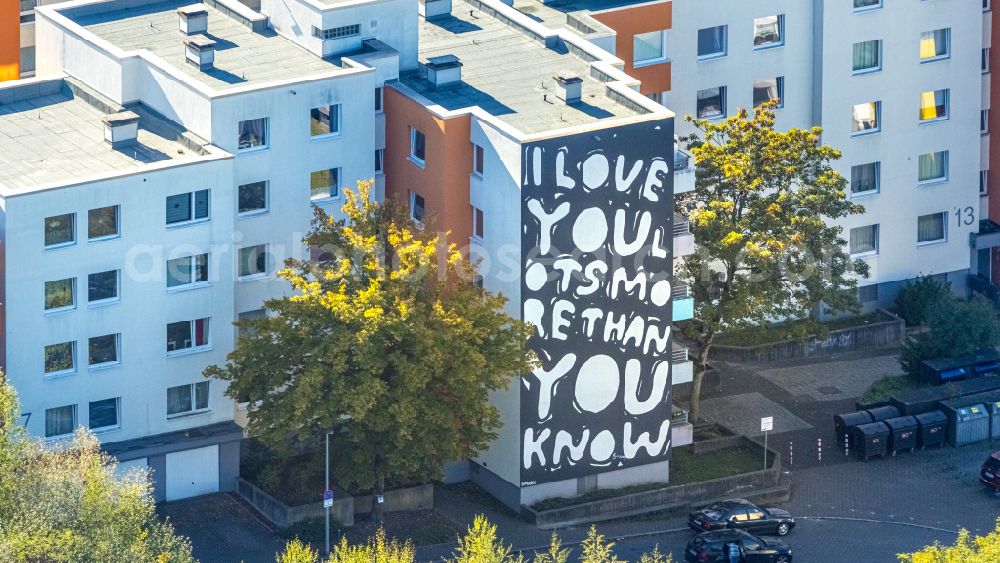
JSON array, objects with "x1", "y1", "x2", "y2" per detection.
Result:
[
  {"x1": 899, "y1": 297, "x2": 1000, "y2": 378},
  {"x1": 895, "y1": 275, "x2": 952, "y2": 326}
]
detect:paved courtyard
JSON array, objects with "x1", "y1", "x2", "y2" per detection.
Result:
[
  {"x1": 758, "y1": 355, "x2": 903, "y2": 402},
  {"x1": 699, "y1": 392, "x2": 813, "y2": 437}
]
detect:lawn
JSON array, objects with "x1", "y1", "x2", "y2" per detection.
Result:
[
  {"x1": 714, "y1": 313, "x2": 880, "y2": 347},
  {"x1": 530, "y1": 445, "x2": 768, "y2": 512},
  {"x1": 859, "y1": 374, "x2": 929, "y2": 404}
]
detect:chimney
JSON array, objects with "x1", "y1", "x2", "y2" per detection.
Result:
[
  {"x1": 426, "y1": 55, "x2": 462, "y2": 88},
  {"x1": 184, "y1": 35, "x2": 217, "y2": 70},
  {"x1": 553, "y1": 71, "x2": 582, "y2": 104},
  {"x1": 102, "y1": 111, "x2": 140, "y2": 149},
  {"x1": 178, "y1": 5, "x2": 209, "y2": 35},
  {"x1": 419, "y1": 0, "x2": 452, "y2": 19}
]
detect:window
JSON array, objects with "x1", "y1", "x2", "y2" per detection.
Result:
[
  {"x1": 238, "y1": 309, "x2": 266, "y2": 339},
  {"x1": 919, "y1": 89, "x2": 949, "y2": 122},
  {"x1": 854, "y1": 0, "x2": 882, "y2": 11},
  {"x1": 167, "y1": 254, "x2": 209, "y2": 288},
  {"x1": 851, "y1": 101, "x2": 880, "y2": 134},
  {"x1": 45, "y1": 405, "x2": 76, "y2": 438},
  {"x1": 697, "y1": 25, "x2": 727, "y2": 59},
  {"x1": 238, "y1": 245, "x2": 267, "y2": 278},
  {"x1": 984, "y1": 48, "x2": 991, "y2": 73},
  {"x1": 310, "y1": 168, "x2": 340, "y2": 201},
  {"x1": 410, "y1": 128, "x2": 426, "y2": 166},
  {"x1": 410, "y1": 192, "x2": 426, "y2": 225},
  {"x1": 918, "y1": 151, "x2": 949, "y2": 183},
  {"x1": 474, "y1": 144, "x2": 485, "y2": 176},
  {"x1": 44, "y1": 341, "x2": 75, "y2": 375},
  {"x1": 167, "y1": 318, "x2": 209, "y2": 353},
  {"x1": 983, "y1": 109, "x2": 991, "y2": 134},
  {"x1": 633, "y1": 30, "x2": 666, "y2": 65},
  {"x1": 44, "y1": 213, "x2": 75, "y2": 247},
  {"x1": 88, "y1": 334, "x2": 119, "y2": 367},
  {"x1": 919, "y1": 29, "x2": 950, "y2": 62},
  {"x1": 166, "y1": 190, "x2": 210, "y2": 225},
  {"x1": 473, "y1": 206, "x2": 484, "y2": 239},
  {"x1": 753, "y1": 15, "x2": 784, "y2": 49},
  {"x1": 917, "y1": 212, "x2": 946, "y2": 244},
  {"x1": 310, "y1": 104, "x2": 341, "y2": 137},
  {"x1": 375, "y1": 149, "x2": 384, "y2": 174},
  {"x1": 753, "y1": 77, "x2": 783, "y2": 108},
  {"x1": 235, "y1": 181, "x2": 268, "y2": 215},
  {"x1": 167, "y1": 382, "x2": 210, "y2": 417},
  {"x1": 697, "y1": 87, "x2": 726, "y2": 119},
  {"x1": 44, "y1": 278, "x2": 75, "y2": 311},
  {"x1": 858, "y1": 284, "x2": 879, "y2": 303},
  {"x1": 851, "y1": 162, "x2": 880, "y2": 195},
  {"x1": 852, "y1": 40, "x2": 882, "y2": 73},
  {"x1": 986, "y1": 0, "x2": 992, "y2": 11},
  {"x1": 311, "y1": 24, "x2": 360, "y2": 40},
  {"x1": 88, "y1": 398, "x2": 119, "y2": 431},
  {"x1": 238, "y1": 118, "x2": 268, "y2": 151},
  {"x1": 88, "y1": 205, "x2": 119, "y2": 240},
  {"x1": 982, "y1": 170, "x2": 990, "y2": 195},
  {"x1": 850, "y1": 224, "x2": 879, "y2": 256},
  {"x1": 375, "y1": 87, "x2": 384, "y2": 112},
  {"x1": 88, "y1": 270, "x2": 119, "y2": 303}
]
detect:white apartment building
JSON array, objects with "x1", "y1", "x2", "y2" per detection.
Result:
[
  {"x1": 1, "y1": 0, "x2": 410, "y2": 501},
  {"x1": 519, "y1": 0, "x2": 985, "y2": 310}
]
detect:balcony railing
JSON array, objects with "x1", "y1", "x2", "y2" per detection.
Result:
[
  {"x1": 672, "y1": 344, "x2": 689, "y2": 364},
  {"x1": 672, "y1": 281, "x2": 690, "y2": 300},
  {"x1": 673, "y1": 214, "x2": 691, "y2": 237}
]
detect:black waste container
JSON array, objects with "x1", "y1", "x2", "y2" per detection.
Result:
[
  {"x1": 914, "y1": 410, "x2": 948, "y2": 449},
  {"x1": 852, "y1": 421, "x2": 889, "y2": 460},
  {"x1": 883, "y1": 415, "x2": 918, "y2": 455},
  {"x1": 865, "y1": 405, "x2": 901, "y2": 423},
  {"x1": 834, "y1": 411, "x2": 873, "y2": 445}
]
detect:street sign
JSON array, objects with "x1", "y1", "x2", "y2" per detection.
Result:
[
  {"x1": 761, "y1": 416, "x2": 774, "y2": 432},
  {"x1": 323, "y1": 489, "x2": 334, "y2": 508},
  {"x1": 376, "y1": 494, "x2": 384, "y2": 504}
]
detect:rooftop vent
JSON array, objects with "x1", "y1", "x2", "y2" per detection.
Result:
[
  {"x1": 102, "y1": 111, "x2": 140, "y2": 149},
  {"x1": 553, "y1": 71, "x2": 582, "y2": 104},
  {"x1": 426, "y1": 55, "x2": 462, "y2": 88},
  {"x1": 178, "y1": 5, "x2": 209, "y2": 35},
  {"x1": 420, "y1": 0, "x2": 452, "y2": 19},
  {"x1": 184, "y1": 35, "x2": 217, "y2": 71}
]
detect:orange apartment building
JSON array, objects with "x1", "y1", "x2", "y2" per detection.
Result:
[{"x1": 1, "y1": 0, "x2": 18, "y2": 80}]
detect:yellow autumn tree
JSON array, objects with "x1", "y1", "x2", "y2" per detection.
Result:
[{"x1": 898, "y1": 519, "x2": 1000, "y2": 562}]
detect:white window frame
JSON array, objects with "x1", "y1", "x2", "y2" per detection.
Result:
[
  {"x1": 44, "y1": 341, "x2": 76, "y2": 378},
  {"x1": 696, "y1": 86, "x2": 727, "y2": 120},
  {"x1": 981, "y1": 170, "x2": 990, "y2": 195},
  {"x1": 919, "y1": 28, "x2": 951, "y2": 63},
  {"x1": 473, "y1": 143, "x2": 485, "y2": 177},
  {"x1": 633, "y1": 30, "x2": 668, "y2": 67},
  {"x1": 984, "y1": 47, "x2": 991, "y2": 74},
  {"x1": 87, "y1": 205, "x2": 120, "y2": 242},
  {"x1": 696, "y1": 25, "x2": 727, "y2": 60},
  {"x1": 853, "y1": 0, "x2": 883, "y2": 12},
  {"x1": 850, "y1": 162, "x2": 881, "y2": 197},
  {"x1": 166, "y1": 318, "x2": 211, "y2": 356},
  {"x1": 165, "y1": 190, "x2": 210, "y2": 228},
  {"x1": 982, "y1": 109, "x2": 991, "y2": 135},
  {"x1": 375, "y1": 87, "x2": 384, "y2": 113},
  {"x1": 166, "y1": 253, "x2": 210, "y2": 291},
  {"x1": 238, "y1": 117, "x2": 269, "y2": 152},
  {"x1": 88, "y1": 269, "x2": 120, "y2": 307},
  {"x1": 310, "y1": 168, "x2": 341, "y2": 202},
  {"x1": 917, "y1": 151, "x2": 949, "y2": 185},
  {"x1": 44, "y1": 404, "x2": 77, "y2": 439},
  {"x1": 166, "y1": 381, "x2": 211, "y2": 418},
  {"x1": 88, "y1": 397, "x2": 121, "y2": 433},
  {"x1": 849, "y1": 224, "x2": 879, "y2": 257},
  {"x1": 916, "y1": 213, "x2": 947, "y2": 246},
  {"x1": 88, "y1": 333, "x2": 121, "y2": 371},
  {"x1": 237, "y1": 181, "x2": 269, "y2": 217},
  {"x1": 410, "y1": 127, "x2": 426, "y2": 168},
  {"x1": 44, "y1": 277, "x2": 76, "y2": 315},
  {"x1": 44, "y1": 212, "x2": 76, "y2": 249},
  {"x1": 851, "y1": 101, "x2": 881, "y2": 136},
  {"x1": 752, "y1": 15, "x2": 785, "y2": 50},
  {"x1": 473, "y1": 206, "x2": 484, "y2": 241},
  {"x1": 409, "y1": 191, "x2": 426, "y2": 229},
  {"x1": 852, "y1": 39, "x2": 882, "y2": 75},
  {"x1": 752, "y1": 77, "x2": 783, "y2": 109},
  {"x1": 375, "y1": 149, "x2": 385, "y2": 175},
  {"x1": 310, "y1": 104, "x2": 342, "y2": 140},
  {"x1": 237, "y1": 244, "x2": 268, "y2": 280},
  {"x1": 918, "y1": 89, "x2": 950, "y2": 123}
]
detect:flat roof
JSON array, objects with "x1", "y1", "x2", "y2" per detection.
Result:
[
  {"x1": 0, "y1": 85, "x2": 197, "y2": 191},
  {"x1": 400, "y1": 6, "x2": 644, "y2": 134},
  {"x1": 75, "y1": 1, "x2": 340, "y2": 91},
  {"x1": 514, "y1": 0, "x2": 653, "y2": 31}
]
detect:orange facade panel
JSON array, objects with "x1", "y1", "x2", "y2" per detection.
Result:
[
  {"x1": 383, "y1": 87, "x2": 473, "y2": 248},
  {"x1": 591, "y1": 1, "x2": 672, "y2": 95},
  {"x1": 0, "y1": 0, "x2": 19, "y2": 81}
]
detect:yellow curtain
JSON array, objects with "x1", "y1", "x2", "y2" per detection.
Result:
[
  {"x1": 920, "y1": 91, "x2": 938, "y2": 120},
  {"x1": 919, "y1": 36, "x2": 937, "y2": 59}
]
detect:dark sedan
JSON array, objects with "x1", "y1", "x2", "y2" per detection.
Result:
[
  {"x1": 688, "y1": 499, "x2": 795, "y2": 536},
  {"x1": 980, "y1": 451, "x2": 1000, "y2": 491},
  {"x1": 685, "y1": 529, "x2": 793, "y2": 563}
]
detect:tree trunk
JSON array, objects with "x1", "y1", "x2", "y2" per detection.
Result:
[
  {"x1": 688, "y1": 332, "x2": 715, "y2": 424},
  {"x1": 373, "y1": 474, "x2": 385, "y2": 525}
]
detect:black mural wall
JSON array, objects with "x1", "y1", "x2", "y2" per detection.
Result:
[{"x1": 520, "y1": 120, "x2": 675, "y2": 486}]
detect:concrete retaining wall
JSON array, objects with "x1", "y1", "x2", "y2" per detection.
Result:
[
  {"x1": 236, "y1": 478, "x2": 355, "y2": 528},
  {"x1": 525, "y1": 438, "x2": 782, "y2": 529},
  {"x1": 709, "y1": 309, "x2": 904, "y2": 363},
  {"x1": 353, "y1": 483, "x2": 434, "y2": 515}
]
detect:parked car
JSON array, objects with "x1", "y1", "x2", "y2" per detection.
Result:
[
  {"x1": 688, "y1": 499, "x2": 796, "y2": 536},
  {"x1": 684, "y1": 529, "x2": 793, "y2": 563},
  {"x1": 980, "y1": 451, "x2": 1000, "y2": 491}
]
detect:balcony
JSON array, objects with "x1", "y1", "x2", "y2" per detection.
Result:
[
  {"x1": 674, "y1": 143, "x2": 695, "y2": 194},
  {"x1": 673, "y1": 214, "x2": 695, "y2": 258},
  {"x1": 672, "y1": 281, "x2": 694, "y2": 322},
  {"x1": 671, "y1": 403, "x2": 693, "y2": 447},
  {"x1": 672, "y1": 342, "x2": 693, "y2": 385}
]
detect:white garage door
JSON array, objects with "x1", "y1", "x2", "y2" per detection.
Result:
[
  {"x1": 165, "y1": 445, "x2": 219, "y2": 501},
  {"x1": 115, "y1": 457, "x2": 148, "y2": 480}
]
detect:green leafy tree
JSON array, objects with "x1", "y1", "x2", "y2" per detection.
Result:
[
  {"x1": 579, "y1": 526, "x2": 622, "y2": 563},
  {"x1": 533, "y1": 532, "x2": 570, "y2": 563},
  {"x1": 898, "y1": 518, "x2": 1000, "y2": 562},
  {"x1": 900, "y1": 297, "x2": 1000, "y2": 378},
  {"x1": 676, "y1": 103, "x2": 868, "y2": 422},
  {"x1": 451, "y1": 515, "x2": 523, "y2": 563},
  {"x1": 206, "y1": 181, "x2": 536, "y2": 521},
  {"x1": 0, "y1": 373, "x2": 194, "y2": 562},
  {"x1": 894, "y1": 275, "x2": 952, "y2": 326}
]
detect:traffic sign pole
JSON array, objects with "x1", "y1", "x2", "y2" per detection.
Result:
[
  {"x1": 760, "y1": 417, "x2": 774, "y2": 471},
  {"x1": 325, "y1": 433, "x2": 330, "y2": 557}
]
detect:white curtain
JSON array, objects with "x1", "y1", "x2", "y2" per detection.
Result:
[
  {"x1": 850, "y1": 225, "x2": 878, "y2": 255},
  {"x1": 918, "y1": 151, "x2": 947, "y2": 182},
  {"x1": 853, "y1": 40, "x2": 879, "y2": 71},
  {"x1": 45, "y1": 405, "x2": 76, "y2": 437},
  {"x1": 918, "y1": 213, "x2": 945, "y2": 242}
]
